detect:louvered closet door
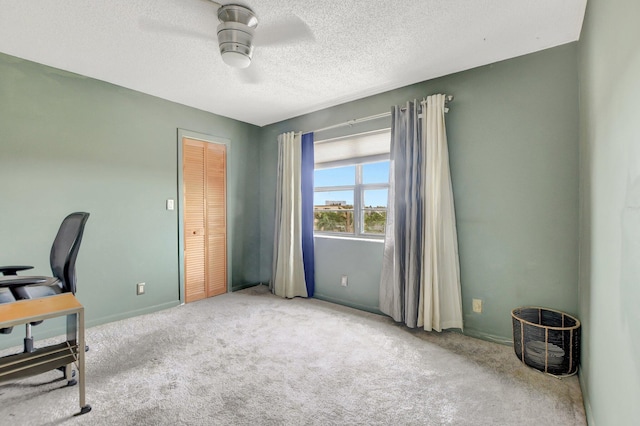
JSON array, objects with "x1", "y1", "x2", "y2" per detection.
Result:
[
  {"x1": 205, "y1": 142, "x2": 227, "y2": 297},
  {"x1": 183, "y1": 138, "x2": 227, "y2": 303}
]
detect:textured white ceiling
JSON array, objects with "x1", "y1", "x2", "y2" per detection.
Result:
[{"x1": 0, "y1": 0, "x2": 586, "y2": 127}]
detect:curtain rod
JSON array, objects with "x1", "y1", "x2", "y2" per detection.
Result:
[{"x1": 307, "y1": 94, "x2": 454, "y2": 134}]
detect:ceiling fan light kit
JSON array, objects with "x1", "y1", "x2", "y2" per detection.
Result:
[{"x1": 217, "y1": 4, "x2": 258, "y2": 69}]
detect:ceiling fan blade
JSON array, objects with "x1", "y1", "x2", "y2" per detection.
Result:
[
  {"x1": 138, "y1": 17, "x2": 215, "y2": 42},
  {"x1": 254, "y1": 15, "x2": 314, "y2": 47}
]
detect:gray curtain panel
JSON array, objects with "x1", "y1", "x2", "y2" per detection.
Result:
[{"x1": 379, "y1": 101, "x2": 424, "y2": 328}]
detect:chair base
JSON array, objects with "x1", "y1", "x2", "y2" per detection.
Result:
[{"x1": 24, "y1": 336, "x2": 34, "y2": 353}]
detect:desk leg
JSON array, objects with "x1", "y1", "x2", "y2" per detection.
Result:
[
  {"x1": 76, "y1": 307, "x2": 91, "y2": 415},
  {"x1": 65, "y1": 313, "x2": 78, "y2": 386}
]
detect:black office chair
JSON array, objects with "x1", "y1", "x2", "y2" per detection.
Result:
[
  {"x1": 0, "y1": 288, "x2": 17, "y2": 334},
  {"x1": 0, "y1": 212, "x2": 90, "y2": 352}
]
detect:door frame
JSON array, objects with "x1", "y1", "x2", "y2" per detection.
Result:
[{"x1": 177, "y1": 129, "x2": 231, "y2": 303}]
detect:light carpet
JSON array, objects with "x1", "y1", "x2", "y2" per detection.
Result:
[{"x1": 0, "y1": 285, "x2": 586, "y2": 425}]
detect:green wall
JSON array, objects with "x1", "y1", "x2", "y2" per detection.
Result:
[
  {"x1": 260, "y1": 43, "x2": 580, "y2": 343},
  {"x1": 578, "y1": 0, "x2": 640, "y2": 423},
  {"x1": 0, "y1": 53, "x2": 261, "y2": 347},
  {"x1": 314, "y1": 237, "x2": 385, "y2": 314}
]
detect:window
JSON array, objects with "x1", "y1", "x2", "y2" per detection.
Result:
[{"x1": 313, "y1": 130, "x2": 390, "y2": 238}]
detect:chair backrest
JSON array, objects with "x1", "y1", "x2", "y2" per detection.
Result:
[{"x1": 50, "y1": 212, "x2": 90, "y2": 294}]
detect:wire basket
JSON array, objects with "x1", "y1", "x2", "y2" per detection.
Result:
[{"x1": 511, "y1": 307, "x2": 580, "y2": 376}]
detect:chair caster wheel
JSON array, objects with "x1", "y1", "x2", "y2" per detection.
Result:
[{"x1": 75, "y1": 405, "x2": 92, "y2": 416}]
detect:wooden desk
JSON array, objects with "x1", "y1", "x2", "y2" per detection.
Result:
[{"x1": 0, "y1": 293, "x2": 91, "y2": 415}]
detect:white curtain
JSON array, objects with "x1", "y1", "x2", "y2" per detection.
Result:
[
  {"x1": 271, "y1": 132, "x2": 308, "y2": 298},
  {"x1": 379, "y1": 94, "x2": 463, "y2": 332},
  {"x1": 418, "y1": 95, "x2": 463, "y2": 331}
]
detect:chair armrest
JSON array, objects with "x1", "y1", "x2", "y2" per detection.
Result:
[
  {"x1": 0, "y1": 276, "x2": 47, "y2": 288},
  {"x1": 0, "y1": 265, "x2": 34, "y2": 275}
]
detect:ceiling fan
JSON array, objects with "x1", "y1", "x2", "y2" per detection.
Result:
[
  {"x1": 140, "y1": 1, "x2": 313, "y2": 72},
  {"x1": 216, "y1": 3, "x2": 258, "y2": 69}
]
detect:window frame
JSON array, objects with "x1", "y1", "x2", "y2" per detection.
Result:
[{"x1": 314, "y1": 160, "x2": 389, "y2": 239}]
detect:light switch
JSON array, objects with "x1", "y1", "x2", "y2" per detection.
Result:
[{"x1": 166, "y1": 199, "x2": 175, "y2": 211}]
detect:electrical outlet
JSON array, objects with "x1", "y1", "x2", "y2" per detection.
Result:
[
  {"x1": 137, "y1": 282, "x2": 145, "y2": 295},
  {"x1": 472, "y1": 298, "x2": 482, "y2": 313},
  {"x1": 340, "y1": 275, "x2": 348, "y2": 287}
]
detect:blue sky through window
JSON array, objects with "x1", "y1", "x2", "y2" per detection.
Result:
[
  {"x1": 314, "y1": 161, "x2": 389, "y2": 207},
  {"x1": 363, "y1": 162, "x2": 390, "y2": 184},
  {"x1": 314, "y1": 165, "x2": 355, "y2": 187},
  {"x1": 364, "y1": 189, "x2": 388, "y2": 208}
]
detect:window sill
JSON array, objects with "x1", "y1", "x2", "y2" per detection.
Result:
[{"x1": 313, "y1": 234, "x2": 385, "y2": 243}]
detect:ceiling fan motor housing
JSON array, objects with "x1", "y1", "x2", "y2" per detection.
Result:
[{"x1": 217, "y1": 5, "x2": 258, "y2": 68}]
